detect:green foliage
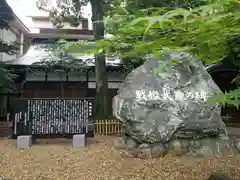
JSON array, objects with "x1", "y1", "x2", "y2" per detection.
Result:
[
  {"x1": 37, "y1": 0, "x2": 240, "y2": 107},
  {"x1": 227, "y1": 36, "x2": 240, "y2": 67},
  {"x1": 0, "y1": 0, "x2": 19, "y2": 91},
  {"x1": 0, "y1": 0, "x2": 20, "y2": 55},
  {"x1": 104, "y1": 0, "x2": 128, "y2": 16},
  {"x1": 208, "y1": 89, "x2": 240, "y2": 109},
  {"x1": 125, "y1": 0, "x2": 207, "y2": 13},
  {"x1": 36, "y1": 0, "x2": 89, "y2": 28},
  {"x1": 95, "y1": 0, "x2": 240, "y2": 63},
  {"x1": 101, "y1": 0, "x2": 240, "y2": 107},
  {"x1": 0, "y1": 0, "x2": 13, "y2": 29},
  {"x1": 32, "y1": 42, "x2": 92, "y2": 71},
  {"x1": 0, "y1": 66, "x2": 16, "y2": 92},
  {"x1": 57, "y1": 0, "x2": 239, "y2": 69},
  {"x1": 36, "y1": 0, "x2": 126, "y2": 28},
  {"x1": 57, "y1": 39, "x2": 96, "y2": 54},
  {"x1": 0, "y1": 40, "x2": 20, "y2": 55}
]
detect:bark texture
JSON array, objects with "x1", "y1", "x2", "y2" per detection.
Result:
[{"x1": 91, "y1": 0, "x2": 109, "y2": 118}]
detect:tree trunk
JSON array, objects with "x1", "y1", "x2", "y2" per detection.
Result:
[{"x1": 90, "y1": 0, "x2": 109, "y2": 119}]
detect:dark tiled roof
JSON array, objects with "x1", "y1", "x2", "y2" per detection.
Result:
[{"x1": 5, "y1": 44, "x2": 122, "y2": 68}]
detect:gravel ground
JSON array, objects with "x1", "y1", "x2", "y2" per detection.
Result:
[{"x1": 0, "y1": 136, "x2": 240, "y2": 180}]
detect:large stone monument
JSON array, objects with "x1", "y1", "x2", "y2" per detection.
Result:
[{"x1": 112, "y1": 52, "x2": 238, "y2": 159}]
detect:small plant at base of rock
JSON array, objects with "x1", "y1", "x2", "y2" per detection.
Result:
[{"x1": 208, "y1": 172, "x2": 231, "y2": 180}]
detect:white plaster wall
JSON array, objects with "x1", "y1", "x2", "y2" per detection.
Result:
[
  {"x1": 26, "y1": 71, "x2": 87, "y2": 81},
  {"x1": 88, "y1": 72, "x2": 125, "y2": 82},
  {"x1": 47, "y1": 72, "x2": 65, "y2": 81},
  {"x1": 26, "y1": 72, "x2": 124, "y2": 86},
  {"x1": 26, "y1": 71, "x2": 46, "y2": 81},
  {"x1": 88, "y1": 82, "x2": 121, "y2": 89},
  {"x1": 67, "y1": 71, "x2": 86, "y2": 81}
]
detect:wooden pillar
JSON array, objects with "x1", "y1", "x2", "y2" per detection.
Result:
[
  {"x1": 86, "y1": 69, "x2": 89, "y2": 97},
  {"x1": 20, "y1": 80, "x2": 26, "y2": 98},
  {"x1": 66, "y1": 69, "x2": 69, "y2": 81},
  {"x1": 44, "y1": 69, "x2": 48, "y2": 81}
]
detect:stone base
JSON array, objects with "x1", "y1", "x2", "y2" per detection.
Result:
[
  {"x1": 17, "y1": 135, "x2": 32, "y2": 149},
  {"x1": 72, "y1": 134, "x2": 86, "y2": 148},
  {"x1": 168, "y1": 135, "x2": 237, "y2": 157},
  {"x1": 115, "y1": 135, "x2": 240, "y2": 159}
]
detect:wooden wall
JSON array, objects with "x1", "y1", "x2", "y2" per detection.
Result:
[{"x1": 22, "y1": 81, "x2": 88, "y2": 98}]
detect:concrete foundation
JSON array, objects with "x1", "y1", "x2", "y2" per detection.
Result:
[
  {"x1": 72, "y1": 134, "x2": 86, "y2": 148},
  {"x1": 17, "y1": 135, "x2": 32, "y2": 149}
]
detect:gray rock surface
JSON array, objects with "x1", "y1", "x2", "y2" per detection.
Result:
[
  {"x1": 113, "y1": 52, "x2": 226, "y2": 144},
  {"x1": 125, "y1": 137, "x2": 137, "y2": 149},
  {"x1": 112, "y1": 52, "x2": 240, "y2": 158},
  {"x1": 114, "y1": 137, "x2": 126, "y2": 149},
  {"x1": 236, "y1": 140, "x2": 240, "y2": 152},
  {"x1": 169, "y1": 139, "x2": 189, "y2": 155},
  {"x1": 151, "y1": 144, "x2": 166, "y2": 158}
]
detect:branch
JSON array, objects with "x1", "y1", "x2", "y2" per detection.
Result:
[{"x1": 36, "y1": 0, "x2": 88, "y2": 28}]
